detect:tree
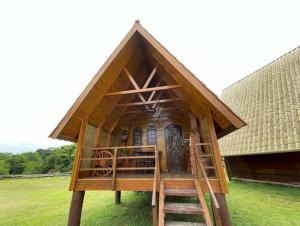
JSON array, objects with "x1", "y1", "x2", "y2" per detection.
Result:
[
  {"x1": 0, "y1": 144, "x2": 76, "y2": 175},
  {"x1": 23, "y1": 161, "x2": 45, "y2": 174},
  {"x1": 7, "y1": 155, "x2": 25, "y2": 174},
  {"x1": 0, "y1": 160, "x2": 9, "y2": 175},
  {"x1": 45, "y1": 144, "x2": 76, "y2": 173},
  {"x1": 36, "y1": 148, "x2": 53, "y2": 160},
  {"x1": 0, "y1": 153, "x2": 12, "y2": 160},
  {"x1": 21, "y1": 152, "x2": 41, "y2": 162}
]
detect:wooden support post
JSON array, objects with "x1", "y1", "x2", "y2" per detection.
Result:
[
  {"x1": 152, "y1": 201, "x2": 158, "y2": 226},
  {"x1": 159, "y1": 180, "x2": 165, "y2": 226},
  {"x1": 112, "y1": 148, "x2": 117, "y2": 189},
  {"x1": 189, "y1": 112, "x2": 200, "y2": 175},
  {"x1": 107, "y1": 131, "x2": 111, "y2": 146},
  {"x1": 69, "y1": 119, "x2": 87, "y2": 190},
  {"x1": 115, "y1": 191, "x2": 121, "y2": 204},
  {"x1": 206, "y1": 110, "x2": 228, "y2": 193},
  {"x1": 68, "y1": 191, "x2": 85, "y2": 226},
  {"x1": 215, "y1": 193, "x2": 232, "y2": 226},
  {"x1": 96, "y1": 125, "x2": 103, "y2": 146},
  {"x1": 224, "y1": 157, "x2": 232, "y2": 180}
]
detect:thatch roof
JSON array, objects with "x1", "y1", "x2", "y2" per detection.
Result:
[{"x1": 219, "y1": 46, "x2": 300, "y2": 156}]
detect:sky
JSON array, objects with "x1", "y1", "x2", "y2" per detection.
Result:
[{"x1": 0, "y1": 0, "x2": 299, "y2": 152}]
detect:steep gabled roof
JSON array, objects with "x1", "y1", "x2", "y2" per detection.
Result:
[
  {"x1": 219, "y1": 46, "x2": 300, "y2": 156},
  {"x1": 49, "y1": 21, "x2": 246, "y2": 142}
]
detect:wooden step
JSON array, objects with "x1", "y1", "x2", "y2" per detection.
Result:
[
  {"x1": 164, "y1": 179, "x2": 195, "y2": 189},
  {"x1": 164, "y1": 202, "x2": 203, "y2": 215},
  {"x1": 164, "y1": 188, "x2": 197, "y2": 197},
  {"x1": 165, "y1": 221, "x2": 206, "y2": 226}
]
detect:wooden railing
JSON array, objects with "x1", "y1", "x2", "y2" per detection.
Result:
[
  {"x1": 81, "y1": 145, "x2": 160, "y2": 226},
  {"x1": 194, "y1": 179, "x2": 213, "y2": 226},
  {"x1": 80, "y1": 145, "x2": 158, "y2": 189},
  {"x1": 195, "y1": 143, "x2": 217, "y2": 178},
  {"x1": 152, "y1": 148, "x2": 160, "y2": 226},
  {"x1": 194, "y1": 143, "x2": 222, "y2": 226}
]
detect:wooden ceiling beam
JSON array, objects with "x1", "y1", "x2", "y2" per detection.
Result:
[
  {"x1": 124, "y1": 111, "x2": 186, "y2": 120},
  {"x1": 116, "y1": 98, "x2": 181, "y2": 107},
  {"x1": 90, "y1": 48, "x2": 146, "y2": 127},
  {"x1": 105, "y1": 84, "x2": 181, "y2": 96},
  {"x1": 147, "y1": 79, "x2": 162, "y2": 102},
  {"x1": 142, "y1": 63, "x2": 159, "y2": 89},
  {"x1": 124, "y1": 68, "x2": 147, "y2": 104},
  {"x1": 106, "y1": 62, "x2": 156, "y2": 132},
  {"x1": 152, "y1": 90, "x2": 163, "y2": 108},
  {"x1": 124, "y1": 106, "x2": 182, "y2": 114},
  {"x1": 87, "y1": 46, "x2": 143, "y2": 122}
]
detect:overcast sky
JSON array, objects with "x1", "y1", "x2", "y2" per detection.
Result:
[{"x1": 0, "y1": 0, "x2": 299, "y2": 150}]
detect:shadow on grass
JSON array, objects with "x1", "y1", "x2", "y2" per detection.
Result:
[
  {"x1": 81, "y1": 191, "x2": 153, "y2": 226},
  {"x1": 81, "y1": 191, "x2": 208, "y2": 226}
]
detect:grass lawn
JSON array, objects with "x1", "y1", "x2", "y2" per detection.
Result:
[{"x1": 0, "y1": 177, "x2": 299, "y2": 226}]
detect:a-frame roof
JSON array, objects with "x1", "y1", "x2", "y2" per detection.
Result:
[{"x1": 49, "y1": 21, "x2": 246, "y2": 142}]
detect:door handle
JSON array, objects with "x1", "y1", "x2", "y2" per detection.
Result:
[{"x1": 184, "y1": 137, "x2": 191, "y2": 146}]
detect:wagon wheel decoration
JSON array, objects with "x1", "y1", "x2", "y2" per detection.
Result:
[{"x1": 93, "y1": 151, "x2": 113, "y2": 176}]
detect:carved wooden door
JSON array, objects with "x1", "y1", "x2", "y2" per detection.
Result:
[{"x1": 165, "y1": 124, "x2": 184, "y2": 172}]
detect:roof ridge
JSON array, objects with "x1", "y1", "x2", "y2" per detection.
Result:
[{"x1": 222, "y1": 45, "x2": 300, "y2": 92}]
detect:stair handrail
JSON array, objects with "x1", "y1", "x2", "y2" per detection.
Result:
[
  {"x1": 152, "y1": 145, "x2": 159, "y2": 207},
  {"x1": 194, "y1": 143, "x2": 220, "y2": 209},
  {"x1": 194, "y1": 179, "x2": 213, "y2": 226},
  {"x1": 194, "y1": 144, "x2": 221, "y2": 225},
  {"x1": 152, "y1": 146, "x2": 159, "y2": 226}
]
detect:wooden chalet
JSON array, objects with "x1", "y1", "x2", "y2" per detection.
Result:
[{"x1": 50, "y1": 21, "x2": 246, "y2": 226}]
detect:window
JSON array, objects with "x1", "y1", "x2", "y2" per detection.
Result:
[
  {"x1": 147, "y1": 126, "x2": 156, "y2": 145},
  {"x1": 133, "y1": 127, "x2": 142, "y2": 146}
]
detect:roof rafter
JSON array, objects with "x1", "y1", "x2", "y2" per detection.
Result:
[
  {"x1": 89, "y1": 49, "x2": 146, "y2": 127},
  {"x1": 124, "y1": 67, "x2": 147, "y2": 104},
  {"x1": 142, "y1": 63, "x2": 159, "y2": 89},
  {"x1": 147, "y1": 79, "x2": 161, "y2": 101}
]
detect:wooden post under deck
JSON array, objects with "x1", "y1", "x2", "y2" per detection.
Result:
[
  {"x1": 215, "y1": 193, "x2": 232, "y2": 226},
  {"x1": 152, "y1": 200, "x2": 158, "y2": 226},
  {"x1": 115, "y1": 191, "x2": 121, "y2": 204},
  {"x1": 68, "y1": 191, "x2": 85, "y2": 226}
]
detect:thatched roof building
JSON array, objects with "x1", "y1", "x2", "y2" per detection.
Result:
[{"x1": 219, "y1": 46, "x2": 300, "y2": 184}]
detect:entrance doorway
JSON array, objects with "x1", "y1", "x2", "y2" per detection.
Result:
[{"x1": 165, "y1": 124, "x2": 185, "y2": 172}]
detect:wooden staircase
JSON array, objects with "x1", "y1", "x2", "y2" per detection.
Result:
[{"x1": 159, "y1": 179, "x2": 213, "y2": 226}]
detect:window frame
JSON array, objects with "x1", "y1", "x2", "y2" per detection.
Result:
[
  {"x1": 147, "y1": 126, "x2": 157, "y2": 145},
  {"x1": 133, "y1": 127, "x2": 142, "y2": 146}
]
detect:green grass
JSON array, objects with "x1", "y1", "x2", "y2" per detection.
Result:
[{"x1": 0, "y1": 177, "x2": 299, "y2": 226}]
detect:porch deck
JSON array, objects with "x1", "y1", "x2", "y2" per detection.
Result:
[
  {"x1": 74, "y1": 145, "x2": 221, "y2": 192},
  {"x1": 75, "y1": 172, "x2": 221, "y2": 192}
]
